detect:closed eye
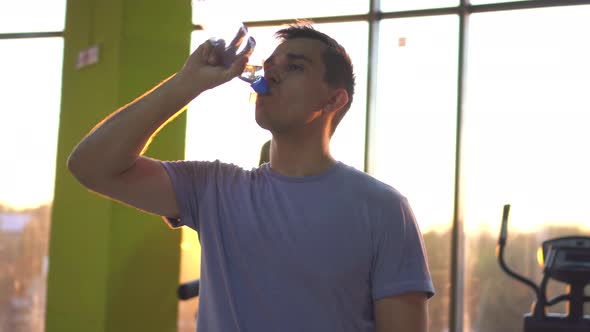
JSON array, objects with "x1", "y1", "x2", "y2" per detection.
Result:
[
  {"x1": 287, "y1": 63, "x2": 304, "y2": 71},
  {"x1": 263, "y1": 57, "x2": 273, "y2": 68}
]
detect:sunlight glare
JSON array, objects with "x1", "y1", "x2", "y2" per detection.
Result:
[{"x1": 0, "y1": 37, "x2": 63, "y2": 209}]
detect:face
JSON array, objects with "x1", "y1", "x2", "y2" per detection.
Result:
[{"x1": 255, "y1": 38, "x2": 334, "y2": 135}]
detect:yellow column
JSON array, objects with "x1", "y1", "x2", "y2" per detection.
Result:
[{"x1": 45, "y1": 0, "x2": 191, "y2": 331}]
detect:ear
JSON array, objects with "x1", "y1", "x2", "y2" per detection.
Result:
[{"x1": 324, "y1": 88, "x2": 349, "y2": 114}]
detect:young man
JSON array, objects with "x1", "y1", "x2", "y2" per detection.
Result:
[{"x1": 68, "y1": 24, "x2": 435, "y2": 332}]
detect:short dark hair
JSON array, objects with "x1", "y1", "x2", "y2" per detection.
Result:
[{"x1": 274, "y1": 23, "x2": 356, "y2": 135}]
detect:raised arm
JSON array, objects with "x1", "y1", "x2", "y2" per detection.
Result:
[{"x1": 68, "y1": 38, "x2": 252, "y2": 218}]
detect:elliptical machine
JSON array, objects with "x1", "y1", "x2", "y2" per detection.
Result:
[{"x1": 497, "y1": 204, "x2": 590, "y2": 332}]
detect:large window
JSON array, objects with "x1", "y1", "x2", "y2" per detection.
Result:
[
  {"x1": 381, "y1": 0, "x2": 458, "y2": 11},
  {"x1": 0, "y1": 0, "x2": 66, "y2": 33},
  {"x1": 0, "y1": 16, "x2": 64, "y2": 332},
  {"x1": 192, "y1": 0, "x2": 369, "y2": 24},
  {"x1": 373, "y1": 15, "x2": 459, "y2": 332},
  {"x1": 463, "y1": 6, "x2": 590, "y2": 331},
  {"x1": 180, "y1": 1, "x2": 590, "y2": 331},
  {"x1": 470, "y1": 0, "x2": 531, "y2": 4}
]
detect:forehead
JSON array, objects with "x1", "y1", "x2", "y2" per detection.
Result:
[{"x1": 271, "y1": 38, "x2": 327, "y2": 61}]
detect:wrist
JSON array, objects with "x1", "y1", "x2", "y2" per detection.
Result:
[{"x1": 173, "y1": 69, "x2": 207, "y2": 98}]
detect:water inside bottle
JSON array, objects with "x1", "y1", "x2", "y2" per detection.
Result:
[
  {"x1": 241, "y1": 63, "x2": 269, "y2": 95},
  {"x1": 240, "y1": 64, "x2": 263, "y2": 84}
]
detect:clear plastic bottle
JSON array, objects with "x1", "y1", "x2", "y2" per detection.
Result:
[
  {"x1": 239, "y1": 59, "x2": 268, "y2": 95},
  {"x1": 193, "y1": 0, "x2": 268, "y2": 94}
]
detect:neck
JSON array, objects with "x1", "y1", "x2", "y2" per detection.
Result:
[{"x1": 269, "y1": 131, "x2": 335, "y2": 177}]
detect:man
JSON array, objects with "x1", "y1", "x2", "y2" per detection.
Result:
[{"x1": 68, "y1": 23, "x2": 435, "y2": 332}]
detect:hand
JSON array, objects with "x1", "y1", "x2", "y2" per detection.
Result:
[{"x1": 178, "y1": 29, "x2": 255, "y2": 93}]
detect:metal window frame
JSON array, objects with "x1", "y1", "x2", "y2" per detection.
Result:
[{"x1": 0, "y1": 31, "x2": 63, "y2": 39}]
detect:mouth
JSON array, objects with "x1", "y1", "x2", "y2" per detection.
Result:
[{"x1": 262, "y1": 76, "x2": 280, "y2": 96}]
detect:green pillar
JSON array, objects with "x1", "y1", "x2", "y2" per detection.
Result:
[{"x1": 46, "y1": 0, "x2": 192, "y2": 331}]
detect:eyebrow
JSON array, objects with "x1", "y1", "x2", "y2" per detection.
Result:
[
  {"x1": 286, "y1": 53, "x2": 313, "y2": 64},
  {"x1": 265, "y1": 53, "x2": 314, "y2": 66}
]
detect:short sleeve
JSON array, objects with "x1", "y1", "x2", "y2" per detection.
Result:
[
  {"x1": 159, "y1": 160, "x2": 217, "y2": 232},
  {"x1": 371, "y1": 197, "x2": 435, "y2": 301}
]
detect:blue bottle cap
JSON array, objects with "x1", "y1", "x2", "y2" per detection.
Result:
[{"x1": 251, "y1": 77, "x2": 269, "y2": 95}]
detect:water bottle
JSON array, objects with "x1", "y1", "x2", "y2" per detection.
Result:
[{"x1": 193, "y1": 0, "x2": 268, "y2": 94}]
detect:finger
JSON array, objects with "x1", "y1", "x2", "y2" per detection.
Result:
[
  {"x1": 236, "y1": 36, "x2": 256, "y2": 59},
  {"x1": 226, "y1": 25, "x2": 247, "y2": 54},
  {"x1": 208, "y1": 39, "x2": 226, "y2": 65},
  {"x1": 201, "y1": 40, "x2": 213, "y2": 60}
]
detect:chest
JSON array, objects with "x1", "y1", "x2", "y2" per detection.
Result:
[{"x1": 208, "y1": 185, "x2": 374, "y2": 285}]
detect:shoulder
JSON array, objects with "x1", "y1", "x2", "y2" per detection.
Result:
[
  {"x1": 335, "y1": 163, "x2": 413, "y2": 230},
  {"x1": 162, "y1": 159, "x2": 247, "y2": 173},
  {"x1": 161, "y1": 159, "x2": 258, "y2": 183},
  {"x1": 336, "y1": 163, "x2": 405, "y2": 204}
]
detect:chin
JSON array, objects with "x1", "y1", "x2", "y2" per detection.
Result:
[
  {"x1": 255, "y1": 98, "x2": 275, "y2": 128},
  {"x1": 255, "y1": 108, "x2": 270, "y2": 130}
]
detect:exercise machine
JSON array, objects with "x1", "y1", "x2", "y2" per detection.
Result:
[{"x1": 497, "y1": 204, "x2": 590, "y2": 332}]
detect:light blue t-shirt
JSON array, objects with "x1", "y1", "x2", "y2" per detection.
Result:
[{"x1": 161, "y1": 160, "x2": 434, "y2": 332}]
